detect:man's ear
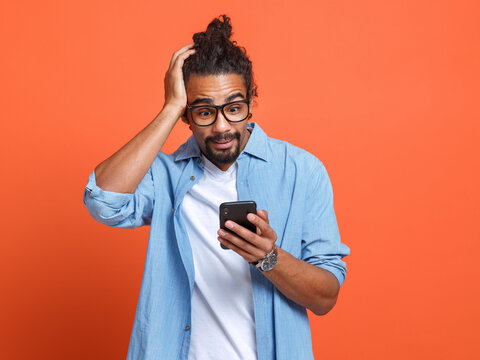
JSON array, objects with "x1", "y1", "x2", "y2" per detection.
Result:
[
  {"x1": 249, "y1": 98, "x2": 254, "y2": 118},
  {"x1": 181, "y1": 113, "x2": 193, "y2": 131},
  {"x1": 181, "y1": 108, "x2": 190, "y2": 125}
]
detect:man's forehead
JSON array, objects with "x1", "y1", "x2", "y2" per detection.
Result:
[{"x1": 185, "y1": 73, "x2": 247, "y2": 103}]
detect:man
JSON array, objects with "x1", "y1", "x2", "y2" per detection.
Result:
[{"x1": 84, "y1": 15, "x2": 350, "y2": 360}]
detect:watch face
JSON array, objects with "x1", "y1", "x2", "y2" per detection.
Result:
[{"x1": 261, "y1": 253, "x2": 278, "y2": 271}]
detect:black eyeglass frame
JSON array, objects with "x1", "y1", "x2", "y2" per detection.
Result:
[{"x1": 186, "y1": 99, "x2": 251, "y2": 127}]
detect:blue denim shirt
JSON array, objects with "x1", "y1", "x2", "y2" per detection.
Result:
[{"x1": 83, "y1": 123, "x2": 350, "y2": 360}]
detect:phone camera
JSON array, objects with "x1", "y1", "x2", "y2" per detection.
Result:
[{"x1": 224, "y1": 208, "x2": 229, "y2": 215}]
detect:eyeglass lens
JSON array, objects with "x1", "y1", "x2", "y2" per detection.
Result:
[{"x1": 192, "y1": 101, "x2": 249, "y2": 126}]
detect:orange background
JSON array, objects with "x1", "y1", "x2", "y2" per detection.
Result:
[{"x1": 1, "y1": 1, "x2": 479, "y2": 359}]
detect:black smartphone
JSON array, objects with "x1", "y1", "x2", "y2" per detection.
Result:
[{"x1": 219, "y1": 201, "x2": 257, "y2": 249}]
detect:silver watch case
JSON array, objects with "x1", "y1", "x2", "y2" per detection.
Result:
[{"x1": 255, "y1": 247, "x2": 278, "y2": 272}]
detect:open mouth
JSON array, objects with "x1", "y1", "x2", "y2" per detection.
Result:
[
  {"x1": 211, "y1": 138, "x2": 234, "y2": 149},
  {"x1": 207, "y1": 132, "x2": 240, "y2": 150}
]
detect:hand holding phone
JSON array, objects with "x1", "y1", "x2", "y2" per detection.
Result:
[{"x1": 219, "y1": 201, "x2": 257, "y2": 249}]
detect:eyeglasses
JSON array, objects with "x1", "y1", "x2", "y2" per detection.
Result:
[{"x1": 186, "y1": 100, "x2": 250, "y2": 127}]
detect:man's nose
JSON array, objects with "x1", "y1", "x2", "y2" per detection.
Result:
[{"x1": 212, "y1": 110, "x2": 231, "y2": 133}]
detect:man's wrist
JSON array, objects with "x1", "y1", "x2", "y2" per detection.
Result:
[
  {"x1": 254, "y1": 244, "x2": 278, "y2": 272},
  {"x1": 160, "y1": 102, "x2": 185, "y2": 122}
]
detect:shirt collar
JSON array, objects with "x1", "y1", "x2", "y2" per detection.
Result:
[{"x1": 173, "y1": 122, "x2": 269, "y2": 162}]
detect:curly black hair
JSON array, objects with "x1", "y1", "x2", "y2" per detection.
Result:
[{"x1": 182, "y1": 15, "x2": 257, "y2": 101}]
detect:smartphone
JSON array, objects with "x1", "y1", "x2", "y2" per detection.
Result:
[{"x1": 219, "y1": 201, "x2": 257, "y2": 249}]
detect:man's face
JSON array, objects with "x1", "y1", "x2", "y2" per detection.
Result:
[{"x1": 185, "y1": 73, "x2": 251, "y2": 170}]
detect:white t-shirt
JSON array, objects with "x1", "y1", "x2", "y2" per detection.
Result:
[{"x1": 181, "y1": 155, "x2": 257, "y2": 360}]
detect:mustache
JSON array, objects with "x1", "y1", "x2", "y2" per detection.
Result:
[{"x1": 205, "y1": 132, "x2": 241, "y2": 143}]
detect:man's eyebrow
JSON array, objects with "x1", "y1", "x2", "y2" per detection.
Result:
[
  {"x1": 189, "y1": 97, "x2": 214, "y2": 106},
  {"x1": 225, "y1": 92, "x2": 245, "y2": 103},
  {"x1": 189, "y1": 92, "x2": 246, "y2": 107}
]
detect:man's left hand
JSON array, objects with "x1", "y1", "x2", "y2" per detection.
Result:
[
  {"x1": 217, "y1": 209, "x2": 277, "y2": 263},
  {"x1": 218, "y1": 209, "x2": 341, "y2": 315}
]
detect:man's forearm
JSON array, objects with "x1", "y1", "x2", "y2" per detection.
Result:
[
  {"x1": 217, "y1": 211, "x2": 342, "y2": 316},
  {"x1": 94, "y1": 104, "x2": 181, "y2": 193},
  {"x1": 93, "y1": 43, "x2": 196, "y2": 194},
  {"x1": 262, "y1": 247, "x2": 340, "y2": 316}
]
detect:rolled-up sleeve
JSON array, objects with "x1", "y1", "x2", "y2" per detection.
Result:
[
  {"x1": 83, "y1": 169, "x2": 154, "y2": 229},
  {"x1": 301, "y1": 161, "x2": 350, "y2": 287}
]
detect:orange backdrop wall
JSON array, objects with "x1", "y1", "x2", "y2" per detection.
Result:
[{"x1": 1, "y1": 1, "x2": 479, "y2": 359}]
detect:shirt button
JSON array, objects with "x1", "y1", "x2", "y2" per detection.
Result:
[
  {"x1": 185, "y1": 326, "x2": 190, "y2": 331},
  {"x1": 190, "y1": 176, "x2": 195, "y2": 181},
  {"x1": 197, "y1": 159, "x2": 202, "y2": 163},
  {"x1": 171, "y1": 208, "x2": 175, "y2": 213}
]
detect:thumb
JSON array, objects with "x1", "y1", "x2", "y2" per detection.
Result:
[{"x1": 256, "y1": 209, "x2": 269, "y2": 223}]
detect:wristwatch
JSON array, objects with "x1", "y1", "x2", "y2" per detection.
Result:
[{"x1": 254, "y1": 245, "x2": 278, "y2": 272}]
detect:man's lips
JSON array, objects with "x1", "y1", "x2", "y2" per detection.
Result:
[
  {"x1": 211, "y1": 138, "x2": 234, "y2": 149},
  {"x1": 206, "y1": 132, "x2": 240, "y2": 151}
]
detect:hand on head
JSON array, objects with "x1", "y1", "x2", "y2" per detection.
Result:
[{"x1": 163, "y1": 44, "x2": 196, "y2": 114}]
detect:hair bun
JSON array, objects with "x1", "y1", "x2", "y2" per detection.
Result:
[
  {"x1": 183, "y1": 14, "x2": 257, "y2": 101},
  {"x1": 194, "y1": 14, "x2": 232, "y2": 44}
]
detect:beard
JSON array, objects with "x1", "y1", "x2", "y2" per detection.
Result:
[{"x1": 204, "y1": 131, "x2": 242, "y2": 166}]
